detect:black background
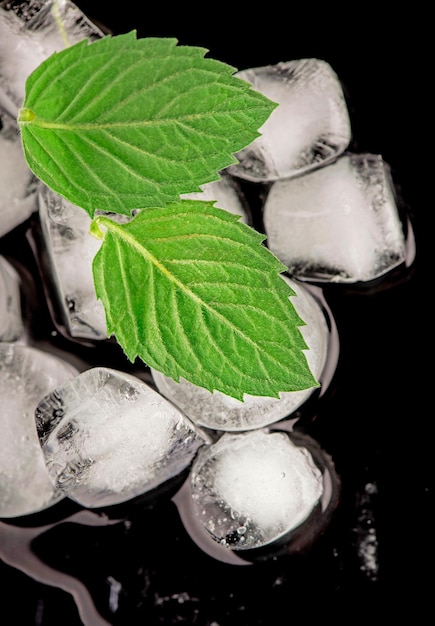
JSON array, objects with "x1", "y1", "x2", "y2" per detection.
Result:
[{"x1": 0, "y1": 1, "x2": 429, "y2": 623}]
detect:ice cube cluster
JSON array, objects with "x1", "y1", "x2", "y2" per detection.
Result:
[{"x1": 0, "y1": 0, "x2": 413, "y2": 557}]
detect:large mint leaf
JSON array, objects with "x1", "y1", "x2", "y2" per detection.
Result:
[
  {"x1": 91, "y1": 200, "x2": 319, "y2": 400},
  {"x1": 17, "y1": 31, "x2": 277, "y2": 218}
]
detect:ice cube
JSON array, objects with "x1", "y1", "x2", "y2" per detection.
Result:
[
  {"x1": 35, "y1": 184, "x2": 108, "y2": 340},
  {"x1": 36, "y1": 367, "x2": 212, "y2": 508},
  {"x1": 0, "y1": 109, "x2": 38, "y2": 238},
  {"x1": 0, "y1": 0, "x2": 105, "y2": 117},
  {"x1": 227, "y1": 58, "x2": 351, "y2": 182},
  {"x1": 263, "y1": 153, "x2": 408, "y2": 283},
  {"x1": 0, "y1": 255, "x2": 23, "y2": 341},
  {"x1": 0, "y1": 343, "x2": 78, "y2": 518},
  {"x1": 190, "y1": 429, "x2": 323, "y2": 550},
  {"x1": 181, "y1": 172, "x2": 251, "y2": 224},
  {"x1": 151, "y1": 276, "x2": 333, "y2": 430}
]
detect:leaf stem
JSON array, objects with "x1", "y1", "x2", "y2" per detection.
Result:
[{"x1": 51, "y1": 0, "x2": 71, "y2": 48}]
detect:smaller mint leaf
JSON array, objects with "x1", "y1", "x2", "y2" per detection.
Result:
[
  {"x1": 92, "y1": 200, "x2": 319, "y2": 400},
  {"x1": 18, "y1": 32, "x2": 277, "y2": 218}
]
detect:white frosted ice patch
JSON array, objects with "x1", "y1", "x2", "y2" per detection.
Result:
[
  {"x1": 0, "y1": 255, "x2": 23, "y2": 341},
  {"x1": 190, "y1": 430, "x2": 323, "y2": 550},
  {"x1": 36, "y1": 367, "x2": 211, "y2": 508},
  {"x1": 37, "y1": 185, "x2": 111, "y2": 340},
  {"x1": 181, "y1": 172, "x2": 250, "y2": 223},
  {"x1": 263, "y1": 153, "x2": 407, "y2": 283},
  {"x1": 227, "y1": 58, "x2": 351, "y2": 182},
  {"x1": 0, "y1": 110, "x2": 38, "y2": 237},
  {"x1": 151, "y1": 277, "x2": 329, "y2": 430},
  {"x1": 0, "y1": 0, "x2": 105, "y2": 116},
  {"x1": 0, "y1": 343, "x2": 78, "y2": 518}
]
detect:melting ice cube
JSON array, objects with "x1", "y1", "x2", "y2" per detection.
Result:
[
  {"x1": 151, "y1": 277, "x2": 333, "y2": 430},
  {"x1": 0, "y1": 255, "x2": 23, "y2": 342},
  {"x1": 36, "y1": 367, "x2": 211, "y2": 508},
  {"x1": 0, "y1": 0, "x2": 105, "y2": 117},
  {"x1": 0, "y1": 109, "x2": 38, "y2": 238},
  {"x1": 36, "y1": 184, "x2": 109, "y2": 340},
  {"x1": 227, "y1": 58, "x2": 351, "y2": 182},
  {"x1": 0, "y1": 343, "x2": 78, "y2": 518},
  {"x1": 263, "y1": 153, "x2": 408, "y2": 283},
  {"x1": 190, "y1": 429, "x2": 323, "y2": 550}
]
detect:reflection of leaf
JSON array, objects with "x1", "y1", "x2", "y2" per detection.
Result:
[
  {"x1": 92, "y1": 200, "x2": 319, "y2": 400},
  {"x1": 18, "y1": 32, "x2": 277, "y2": 218}
]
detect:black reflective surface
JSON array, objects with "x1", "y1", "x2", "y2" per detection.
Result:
[{"x1": 0, "y1": 2, "x2": 428, "y2": 623}]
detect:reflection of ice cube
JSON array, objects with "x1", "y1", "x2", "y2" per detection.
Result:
[
  {"x1": 227, "y1": 59, "x2": 351, "y2": 182},
  {"x1": 181, "y1": 172, "x2": 250, "y2": 224},
  {"x1": 263, "y1": 153, "x2": 407, "y2": 283},
  {"x1": 0, "y1": 343, "x2": 78, "y2": 518},
  {"x1": 0, "y1": 255, "x2": 23, "y2": 341},
  {"x1": 190, "y1": 429, "x2": 323, "y2": 550},
  {"x1": 37, "y1": 185, "x2": 108, "y2": 340},
  {"x1": 36, "y1": 367, "x2": 211, "y2": 508},
  {"x1": 0, "y1": 109, "x2": 38, "y2": 237},
  {"x1": 0, "y1": 0, "x2": 105, "y2": 116},
  {"x1": 151, "y1": 276, "x2": 332, "y2": 430}
]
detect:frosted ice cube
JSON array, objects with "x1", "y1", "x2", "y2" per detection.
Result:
[
  {"x1": 263, "y1": 153, "x2": 408, "y2": 283},
  {"x1": 0, "y1": 0, "x2": 105, "y2": 117},
  {"x1": 151, "y1": 277, "x2": 332, "y2": 430},
  {"x1": 36, "y1": 184, "x2": 108, "y2": 340},
  {"x1": 190, "y1": 429, "x2": 323, "y2": 550},
  {"x1": 0, "y1": 255, "x2": 23, "y2": 341},
  {"x1": 36, "y1": 367, "x2": 212, "y2": 508},
  {"x1": 0, "y1": 109, "x2": 38, "y2": 238},
  {"x1": 227, "y1": 58, "x2": 351, "y2": 182},
  {"x1": 181, "y1": 172, "x2": 250, "y2": 224},
  {"x1": 0, "y1": 343, "x2": 78, "y2": 518}
]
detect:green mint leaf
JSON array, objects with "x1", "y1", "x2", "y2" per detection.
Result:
[
  {"x1": 92, "y1": 200, "x2": 319, "y2": 400},
  {"x1": 17, "y1": 31, "x2": 277, "y2": 218}
]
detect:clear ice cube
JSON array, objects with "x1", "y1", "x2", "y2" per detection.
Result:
[
  {"x1": 0, "y1": 0, "x2": 105, "y2": 117},
  {"x1": 36, "y1": 184, "x2": 108, "y2": 340},
  {"x1": 0, "y1": 255, "x2": 23, "y2": 341},
  {"x1": 36, "y1": 367, "x2": 212, "y2": 508},
  {"x1": 263, "y1": 153, "x2": 408, "y2": 283},
  {"x1": 151, "y1": 276, "x2": 332, "y2": 430},
  {"x1": 190, "y1": 429, "x2": 323, "y2": 550},
  {"x1": 227, "y1": 58, "x2": 351, "y2": 182},
  {"x1": 0, "y1": 109, "x2": 38, "y2": 238},
  {"x1": 0, "y1": 343, "x2": 78, "y2": 518}
]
